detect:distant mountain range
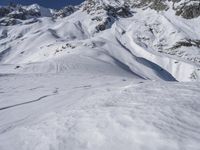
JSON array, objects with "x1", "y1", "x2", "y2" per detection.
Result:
[{"x1": 0, "y1": 0, "x2": 200, "y2": 81}]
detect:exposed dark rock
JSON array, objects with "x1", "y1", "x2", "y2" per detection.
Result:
[
  {"x1": 7, "y1": 12, "x2": 26, "y2": 20},
  {"x1": 175, "y1": 1, "x2": 200, "y2": 19},
  {"x1": 53, "y1": 6, "x2": 76, "y2": 18},
  {"x1": 0, "y1": 5, "x2": 42, "y2": 24},
  {"x1": 0, "y1": 18, "x2": 20, "y2": 26},
  {"x1": 149, "y1": 0, "x2": 169, "y2": 11},
  {"x1": 95, "y1": 16, "x2": 113, "y2": 32},
  {"x1": 91, "y1": 16, "x2": 103, "y2": 21},
  {"x1": 27, "y1": 9, "x2": 41, "y2": 17},
  {"x1": 171, "y1": 39, "x2": 200, "y2": 50},
  {"x1": 84, "y1": 0, "x2": 133, "y2": 17},
  {"x1": 0, "y1": 7, "x2": 10, "y2": 17},
  {"x1": 15, "y1": 65, "x2": 21, "y2": 69},
  {"x1": 0, "y1": 47, "x2": 11, "y2": 62},
  {"x1": 0, "y1": 30, "x2": 8, "y2": 39},
  {"x1": 104, "y1": 4, "x2": 133, "y2": 17},
  {"x1": 131, "y1": 0, "x2": 169, "y2": 11}
]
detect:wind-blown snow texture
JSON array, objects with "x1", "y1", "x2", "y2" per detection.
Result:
[{"x1": 0, "y1": 1, "x2": 200, "y2": 150}]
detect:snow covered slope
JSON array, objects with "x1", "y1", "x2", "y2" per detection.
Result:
[
  {"x1": 1, "y1": 73, "x2": 200, "y2": 150},
  {"x1": 0, "y1": 1, "x2": 200, "y2": 150}
]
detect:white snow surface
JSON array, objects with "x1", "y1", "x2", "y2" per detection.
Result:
[
  {"x1": 23, "y1": 4, "x2": 52, "y2": 17},
  {"x1": 0, "y1": 72, "x2": 200, "y2": 150},
  {"x1": 0, "y1": 2, "x2": 200, "y2": 150}
]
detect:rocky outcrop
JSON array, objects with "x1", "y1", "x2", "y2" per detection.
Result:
[
  {"x1": 83, "y1": 0, "x2": 133, "y2": 32},
  {"x1": 0, "y1": 5, "x2": 42, "y2": 19},
  {"x1": 171, "y1": 39, "x2": 200, "y2": 50},
  {"x1": 104, "y1": 4, "x2": 132, "y2": 17},
  {"x1": 85, "y1": 0, "x2": 200, "y2": 19},
  {"x1": 0, "y1": 17, "x2": 20, "y2": 26},
  {"x1": 95, "y1": 17, "x2": 113, "y2": 31},
  {"x1": 174, "y1": 1, "x2": 200, "y2": 19},
  {"x1": 131, "y1": 0, "x2": 169, "y2": 11},
  {"x1": 7, "y1": 12, "x2": 26, "y2": 20},
  {"x1": 0, "y1": 4, "x2": 42, "y2": 25},
  {"x1": 53, "y1": 6, "x2": 76, "y2": 18},
  {"x1": 0, "y1": 7, "x2": 10, "y2": 17},
  {"x1": 133, "y1": 0, "x2": 200, "y2": 19},
  {"x1": 84, "y1": 0, "x2": 132, "y2": 17}
]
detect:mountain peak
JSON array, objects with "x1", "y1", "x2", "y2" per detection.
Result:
[{"x1": 0, "y1": 3, "x2": 77, "y2": 26}]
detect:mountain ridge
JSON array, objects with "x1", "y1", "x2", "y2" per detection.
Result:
[{"x1": 0, "y1": 0, "x2": 200, "y2": 81}]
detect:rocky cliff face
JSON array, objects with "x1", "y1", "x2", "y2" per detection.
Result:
[
  {"x1": 174, "y1": 0, "x2": 200, "y2": 19},
  {"x1": 53, "y1": 6, "x2": 77, "y2": 18},
  {"x1": 84, "y1": 0, "x2": 200, "y2": 19},
  {"x1": 136, "y1": 0, "x2": 200, "y2": 19}
]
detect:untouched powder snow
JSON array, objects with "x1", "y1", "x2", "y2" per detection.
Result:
[{"x1": 0, "y1": 1, "x2": 200, "y2": 150}]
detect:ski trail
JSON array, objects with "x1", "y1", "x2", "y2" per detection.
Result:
[{"x1": 0, "y1": 94, "x2": 55, "y2": 111}]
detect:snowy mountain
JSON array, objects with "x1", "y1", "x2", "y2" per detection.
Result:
[
  {"x1": 0, "y1": 0, "x2": 200, "y2": 81},
  {"x1": 0, "y1": 1, "x2": 200, "y2": 150}
]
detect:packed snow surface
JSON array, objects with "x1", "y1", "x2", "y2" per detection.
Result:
[
  {"x1": 0, "y1": 72, "x2": 200, "y2": 150},
  {"x1": 0, "y1": 2, "x2": 200, "y2": 150}
]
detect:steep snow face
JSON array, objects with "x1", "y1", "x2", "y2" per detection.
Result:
[{"x1": 112, "y1": 9, "x2": 200, "y2": 81}]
